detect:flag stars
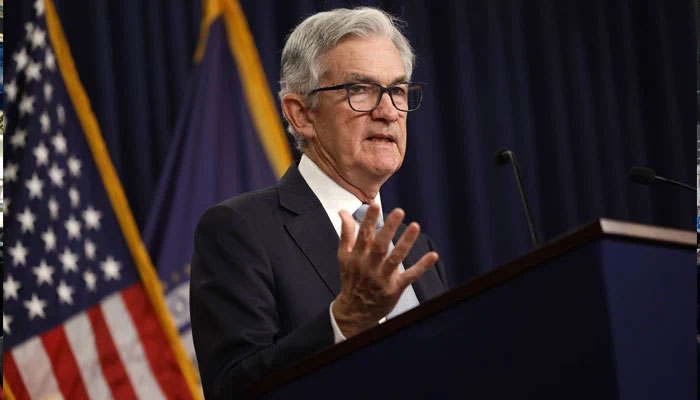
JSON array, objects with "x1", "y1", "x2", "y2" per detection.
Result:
[
  {"x1": 68, "y1": 156, "x2": 82, "y2": 177},
  {"x1": 25, "y1": 61, "x2": 42, "y2": 82},
  {"x1": 101, "y1": 256, "x2": 122, "y2": 281},
  {"x1": 42, "y1": 227, "x2": 57, "y2": 252},
  {"x1": 45, "y1": 50, "x2": 56, "y2": 71},
  {"x1": 57, "y1": 105, "x2": 66, "y2": 125},
  {"x1": 34, "y1": 0, "x2": 45, "y2": 16},
  {"x1": 83, "y1": 206, "x2": 102, "y2": 230},
  {"x1": 25, "y1": 22, "x2": 35, "y2": 37},
  {"x1": 48, "y1": 163, "x2": 65, "y2": 187},
  {"x1": 30, "y1": 27, "x2": 46, "y2": 49},
  {"x1": 84, "y1": 239, "x2": 97, "y2": 260},
  {"x1": 6, "y1": 80, "x2": 18, "y2": 102},
  {"x1": 17, "y1": 207, "x2": 37, "y2": 233},
  {"x1": 13, "y1": 48, "x2": 29, "y2": 72},
  {"x1": 84, "y1": 270, "x2": 98, "y2": 292},
  {"x1": 32, "y1": 259, "x2": 55, "y2": 286},
  {"x1": 69, "y1": 186, "x2": 81, "y2": 208},
  {"x1": 5, "y1": 162, "x2": 19, "y2": 183},
  {"x1": 57, "y1": 281, "x2": 75, "y2": 305},
  {"x1": 24, "y1": 293, "x2": 47, "y2": 320},
  {"x1": 10, "y1": 129, "x2": 27, "y2": 149},
  {"x1": 19, "y1": 94, "x2": 35, "y2": 116},
  {"x1": 48, "y1": 196, "x2": 60, "y2": 220},
  {"x1": 59, "y1": 247, "x2": 79, "y2": 273},
  {"x1": 40, "y1": 111, "x2": 51, "y2": 133},
  {"x1": 65, "y1": 214, "x2": 82, "y2": 240},
  {"x1": 4, "y1": 275, "x2": 22, "y2": 301},
  {"x1": 25, "y1": 173, "x2": 45, "y2": 200},
  {"x1": 3, "y1": 313, "x2": 13, "y2": 334},
  {"x1": 44, "y1": 82, "x2": 53, "y2": 101},
  {"x1": 9, "y1": 241, "x2": 29, "y2": 266},
  {"x1": 52, "y1": 132, "x2": 68, "y2": 154},
  {"x1": 34, "y1": 142, "x2": 50, "y2": 166}
]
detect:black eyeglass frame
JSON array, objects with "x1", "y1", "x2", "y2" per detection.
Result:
[{"x1": 308, "y1": 81, "x2": 426, "y2": 112}]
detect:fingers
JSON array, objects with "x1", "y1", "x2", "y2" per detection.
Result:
[
  {"x1": 397, "y1": 251, "x2": 439, "y2": 288},
  {"x1": 354, "y1": 203, "x2": 381, "y2": 252},
  {"x1": 382, "y1": 221, "x2": 420, "y2": 275},
  {"x1": 370, "y1": 208, "x2": 405, "y2": 263},
  {"x1": 338, "y1": 210, "x2": 357, "y2": 253}
]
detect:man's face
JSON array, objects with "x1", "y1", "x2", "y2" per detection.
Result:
[{"x1": 307, "y1": 35, "x2": 407, "y2": 187}]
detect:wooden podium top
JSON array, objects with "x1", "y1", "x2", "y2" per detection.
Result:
[{"x1": 248, "y1": 219, "x2": 695, "y2": 397}]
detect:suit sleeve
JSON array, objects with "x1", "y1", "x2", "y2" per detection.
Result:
[{"x1": 190, "y1": 204, "x2": 334, "y2": 399}]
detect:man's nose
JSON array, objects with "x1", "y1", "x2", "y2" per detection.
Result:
[{"x1": 371, "y1": 91, "x2": 399, "y2": 122}]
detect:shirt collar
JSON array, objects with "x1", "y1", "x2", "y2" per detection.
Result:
[{"x1": 298, "y1": 154, "x2": 382, "y2": 236}]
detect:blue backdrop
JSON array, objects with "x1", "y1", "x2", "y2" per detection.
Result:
[{"x1": 5, "y1": 0, "x2": 694, "y2": 287}]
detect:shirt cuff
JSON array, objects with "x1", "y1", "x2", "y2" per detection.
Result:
[{"x1": 329, "y1": 300, "x2": 347, "y2": 344}]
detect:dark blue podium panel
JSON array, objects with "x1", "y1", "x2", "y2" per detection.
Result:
[{"x1": 261, "y1": 238, "x2": 695, "y2": 399}]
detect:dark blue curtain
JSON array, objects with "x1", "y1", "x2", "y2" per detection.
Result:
[{"x1": 6, "y1": 0, "x2": 694, "y2": 287}]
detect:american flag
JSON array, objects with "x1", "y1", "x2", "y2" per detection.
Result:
[{"x1": 3, "y1": 1, "x2": 200, "y2": 399}]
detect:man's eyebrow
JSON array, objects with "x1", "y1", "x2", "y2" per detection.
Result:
[{"x1": 346, "y1": 73, "x2": 408, "y2": 85}]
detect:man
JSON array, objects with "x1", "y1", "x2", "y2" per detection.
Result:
[{"x1": 190, "y1": 7, "x2": 448, "y2": 398}]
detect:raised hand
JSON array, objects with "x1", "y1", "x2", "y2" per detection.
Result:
[{"x1": 332, "y1": 203, "x2": 439, "y2": 338}]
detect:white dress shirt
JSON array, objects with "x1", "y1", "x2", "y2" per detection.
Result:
[{"x1": 297, "y1": 154, "x2": 385, "y2": 343}]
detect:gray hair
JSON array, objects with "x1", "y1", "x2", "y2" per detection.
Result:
[{"x1": 279, "y1": 7, "x2": 415, "y2": 151}]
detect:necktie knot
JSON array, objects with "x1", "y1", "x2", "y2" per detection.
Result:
[{"x1": 353, "y1": 203, "x2": 383, "y2": 229}]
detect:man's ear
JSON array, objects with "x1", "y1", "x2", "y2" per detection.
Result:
[{"x1": 281, "y1": 93, "x2": 315, "y2": 140}]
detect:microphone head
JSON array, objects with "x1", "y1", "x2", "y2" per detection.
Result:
[
  {"x1": 494, "y1": 148, "x2": 513, "y2": 166},
  {"x1": 629, "y1": 166, "x2": 656, "y2": 185}
]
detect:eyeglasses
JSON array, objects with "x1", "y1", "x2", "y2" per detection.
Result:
[{"x1": 309, "y1": 82, "x2": 425, "y2": 112}]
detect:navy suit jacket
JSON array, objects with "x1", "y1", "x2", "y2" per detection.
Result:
[{"x1": 190, "y1": 163, "x2": 448, "y2": 399}]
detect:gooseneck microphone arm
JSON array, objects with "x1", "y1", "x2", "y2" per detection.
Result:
[
  {"x1": 629, "y1": 166, "x2": 695, "y2": 192},
  {"x1": 654, "y1": 176, "x2": 695, "y2": 191},
  {"x1": 494, "y1": 148, "x2": 540, "y2": 247}
]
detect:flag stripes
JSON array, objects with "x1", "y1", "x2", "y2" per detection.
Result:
[
  {"x1": 41, "y1": 327, "x2": 90, "y2": 399},
  {"x1": 3, "y1": 356, "x2": 29, "y2": 400},
  {"x1": 11, "y1": 337, "x2": 62, "y2": 399},
  {"x1": 4, "y1": 283, "x2": 195, "y2": 399},
  {"x1": 86, "y1": 306, "x2": 138, "y2": 399},
  {"x1": 121, "y1": 285, "x2": 192, "y2": 399},
  {"x1": 101, "y1": 292, "x2": 167, "y2": 400},
  {"x1": 63, "y1": 313, "x2": 113, "y2": 400}
]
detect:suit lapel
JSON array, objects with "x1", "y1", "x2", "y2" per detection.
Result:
[{"x1": 279, "y1": 164, "x2": 341, "y2": 295}]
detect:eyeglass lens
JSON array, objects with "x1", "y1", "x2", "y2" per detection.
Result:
[{"x1": 347, "y1": 83, "x2": 422, "y2": 112}]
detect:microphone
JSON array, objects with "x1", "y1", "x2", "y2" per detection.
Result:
[
  {"x1": 494, "y1": 148, "x2": 540, "y2": 247},
  {"x1": 629, "y1": 166, "x2": 695, "y2": 192}
]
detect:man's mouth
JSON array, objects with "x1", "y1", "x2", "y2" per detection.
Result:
[{"x1": 366, "y1": 134, "x2": 395, "y2": 143}]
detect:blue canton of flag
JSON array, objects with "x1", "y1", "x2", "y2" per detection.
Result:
[{"x1": 3, "y1": 1, "x2": 198, "y2": 399}]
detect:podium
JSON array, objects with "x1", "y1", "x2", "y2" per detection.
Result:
[{"x1": 248, "y1": 219, "x2": 696, "y2": 399}]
